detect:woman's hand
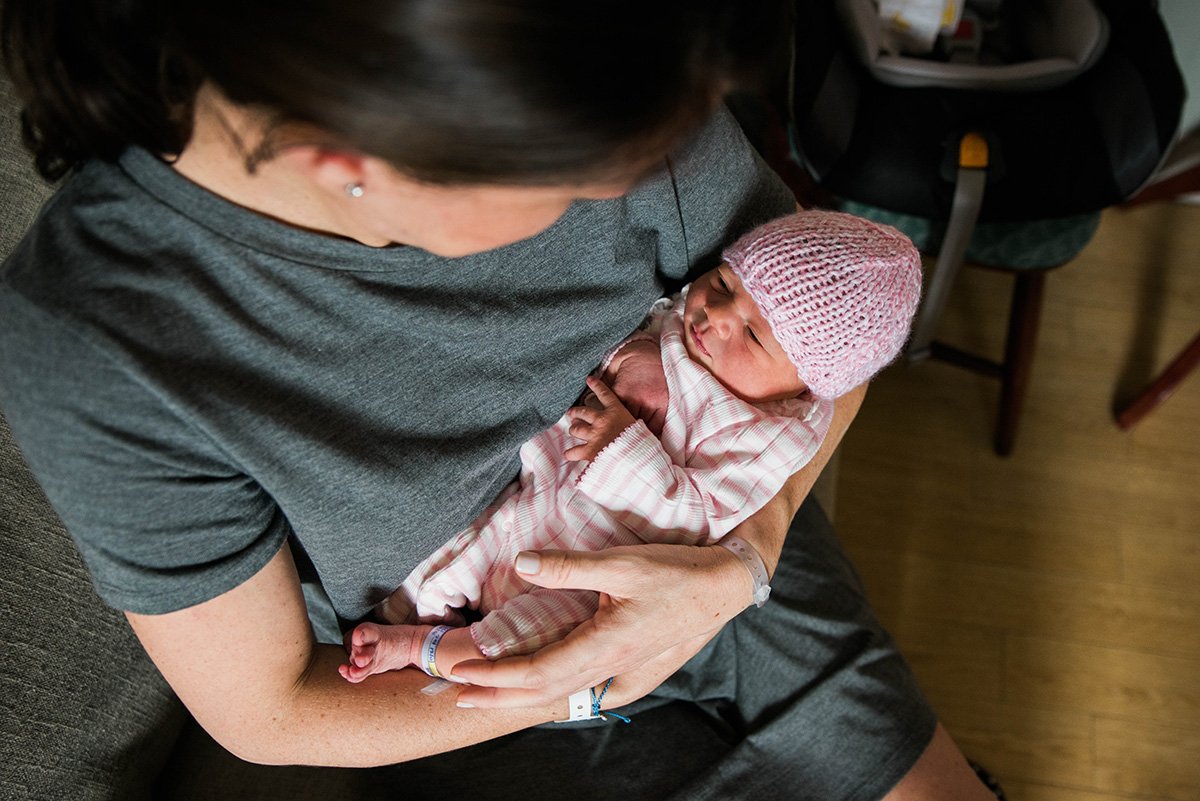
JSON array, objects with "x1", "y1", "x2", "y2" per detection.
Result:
[
  {"x1": 449, "y1": 542, "x2": 753, "y2": 709},
  {"x1": 452, "y1": 383, "x2": 868, "y2": 713}
]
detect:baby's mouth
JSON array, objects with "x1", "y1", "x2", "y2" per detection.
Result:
[{"x1": 690, "y1": 324, "x2": 711, "y2": 357}]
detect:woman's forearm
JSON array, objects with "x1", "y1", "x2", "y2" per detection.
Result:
[
  {"x1": 728, "y1": 383, "x2": 866, "y2": 574},
  {"x1": 261, "y1": 644, "x2": 557, "y2": 767},
  {"x1": 127, "y1": 546, "x2": 560, "y2": 769}
]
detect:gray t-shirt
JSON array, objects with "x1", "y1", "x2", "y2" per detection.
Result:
[{"x1": 0, "y1": 107, "x2": 794, "y2": 625}]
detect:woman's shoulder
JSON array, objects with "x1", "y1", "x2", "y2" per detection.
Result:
[
  {"x1": 620, "y1": 106, "x2": 796, "y2": 283},
  {"x1": 3, "y1": 155, "x2": 171, "y2": 304}
]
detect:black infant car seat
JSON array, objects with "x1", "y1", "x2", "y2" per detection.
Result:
[{"x1": 786, "y1": 0, "x2": 1184, "y2": 453}]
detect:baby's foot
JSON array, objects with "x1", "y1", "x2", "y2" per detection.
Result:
[{"x1": 339, "y1": 622, "x2": 425, "y2": 683}]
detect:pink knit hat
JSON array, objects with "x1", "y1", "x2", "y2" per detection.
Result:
[{"x1": 723, "y1": 210, "x2": 923, "y2": 399}]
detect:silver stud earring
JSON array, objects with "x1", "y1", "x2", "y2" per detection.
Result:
[{"x1": 344, "y1": 182, "x2": 365, "y2": 198}]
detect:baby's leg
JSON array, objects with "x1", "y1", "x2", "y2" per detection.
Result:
[
  {"x1": 339, "y1": 623, "x2": 488, "y2": 683},
  {"x1": 339, "y1": 622, "x2": 430, "y2": 683},
  {"x1": 429, "y1": 627, "x2": 487, "y2": 679}
]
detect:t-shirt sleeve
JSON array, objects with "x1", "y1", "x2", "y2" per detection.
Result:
[
  {"x1": 0, "y1": 291, "x2": 288, "y2": 614},
  {"x1": 643, "y1": 103, "x2": 798, "y2": 286}
]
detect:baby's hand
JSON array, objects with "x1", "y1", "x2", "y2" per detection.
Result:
[
  {"x1": 564, "y1": 376, "x2": 638, "y2": 462},
  {"x1": 603, "y1": 339, "x2": 668, "y2": 436}
]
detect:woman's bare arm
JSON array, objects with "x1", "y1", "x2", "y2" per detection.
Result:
[
  {"x1": 131, "y1": 385, "x2": 867, "y2": 758},
  {"x1": 727, "y1": 382, "x2": 866, "y2": 575},
  {"x1": 125, "y1": 543, "x2": 563, "y2": 767}
]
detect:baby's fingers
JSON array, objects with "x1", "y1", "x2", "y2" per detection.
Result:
[
  {"x1": 563, "y1": 442, "x2": 596, "y2": 462},
  {"x1": 585, "y1": 376, "x2": 618, "y2": 407},
  {"x1": 566, "y1": 406, "x2": 599, "y2": 424},
  {"x1": 566, "y1": 413, "x2": 594, "y2": 441}
]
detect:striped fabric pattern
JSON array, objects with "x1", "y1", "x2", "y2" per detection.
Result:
[{"x1": 380, "y1": 297, "x2": 833, "y2": 659}]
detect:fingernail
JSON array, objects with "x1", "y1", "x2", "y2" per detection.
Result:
[
  {"x1": 515, "y1": 551, "x2": 540, "y2": 575},
  {"x1": 456, "y1": 701, "x2": 475, "y2": 709}
]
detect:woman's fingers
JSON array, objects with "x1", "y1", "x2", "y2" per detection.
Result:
[
  {"x1": 450, "y1": 654, "x2": 553, "y2": 690},
  {"x1": 513, "y1": 547, "x2": 645, "y2": 597},
  {"x1": 453, "y1": 544, "x2": 744, "y2": 709},
  {"x1": 453, "y1": 625, "x2": 717, "y2": 709},
  {"x1": 453, "y1": 683, "x2": 572, "y2": 710},
  {"x1": 451, "y1": 631, "x2": 607, "y2": 701}
]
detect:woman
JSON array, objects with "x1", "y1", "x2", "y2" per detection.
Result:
[{"x1": 0, "y1": 1, "x2": 993, "y2": 797}]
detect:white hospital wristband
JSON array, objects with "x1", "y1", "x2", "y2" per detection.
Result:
[
  {"x1": 719, "y1": 536, "x2": 772, "y2": 608},
  {"x1": 555, "y1": 688, "x2": 601, "y2": 723},
  {"x1": 419, "y1": 625, "x2": 453, "y2": 679}
]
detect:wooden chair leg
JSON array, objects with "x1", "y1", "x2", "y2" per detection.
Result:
[
  {"x1": 995, "y1": 272, "x2": 1045, "y2": 456},
  {"x1": 1114, "y1": 329, "x2": 1200, "y2": 429}
]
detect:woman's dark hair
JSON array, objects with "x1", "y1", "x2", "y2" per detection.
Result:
[{"x1": 1, "y1": 0, "x2": 790, "y2": 184}]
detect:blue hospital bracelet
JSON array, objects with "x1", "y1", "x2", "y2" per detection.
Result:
[
  {"x1": 420, "y1": 625, "x2": 453, "y2": 678},
  {"x1": 719, "y1": 535, "x2": 772, "y2": 608}
]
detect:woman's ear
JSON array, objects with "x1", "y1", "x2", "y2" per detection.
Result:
[{"x1": 277, "y1": 146, "x2": 369, "y2": 198}]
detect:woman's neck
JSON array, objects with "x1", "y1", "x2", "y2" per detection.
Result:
[{"x1": 168, "y1": 86, "x2": 378, "y2": 245}]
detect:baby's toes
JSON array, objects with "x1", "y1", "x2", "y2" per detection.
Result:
[
  {"x1": 339, "y1": 663, "x2": 367, "y2": 683},
  {"x1": 352, "y1": 622, "x2": 382, "y2": 647},
  {"x1": 351, "y1": 644, "x2": 377, "y2": 668}
]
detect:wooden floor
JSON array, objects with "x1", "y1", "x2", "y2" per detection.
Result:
[{"x1": 835, "y1": 201, "x2": 1200, "y2": 801}]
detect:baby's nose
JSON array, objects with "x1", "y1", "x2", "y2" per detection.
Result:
[{"x1": 707, "y1": 303, "x2": 735, "y2": 337}]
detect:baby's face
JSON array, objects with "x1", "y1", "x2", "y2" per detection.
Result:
[{"x1": 682, "y1": 264, "x2": 807, "y2": 403}]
